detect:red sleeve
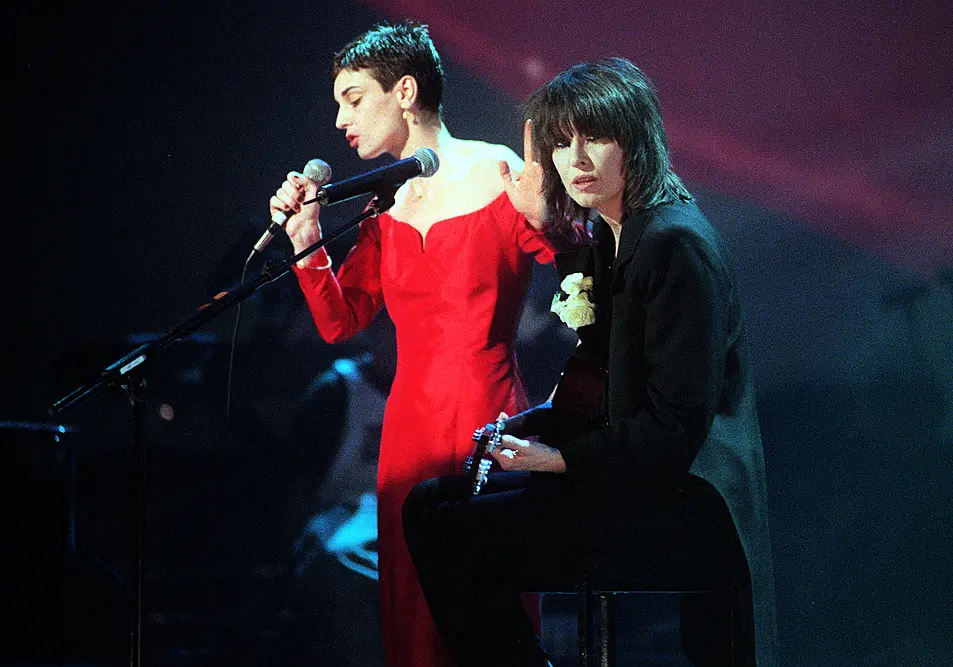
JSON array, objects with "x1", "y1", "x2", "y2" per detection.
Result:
[
  {"x1": 504, "y1": 192, "x2": 589, "y2": 262},
  {"x1": 291, "y1": 216, "x2": 385, "y2": 343}
]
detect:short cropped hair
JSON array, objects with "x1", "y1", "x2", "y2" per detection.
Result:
[
  {"x1": 331, "y1": 21, "x2": 444, "y2": 117},
  {"x1": 525, "y1": 58, "x2": 691, "y2": 223}
]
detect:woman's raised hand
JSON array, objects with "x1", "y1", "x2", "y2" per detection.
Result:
[
  {"x1": 270, "y1": 171, "x2": 324, "y2": 257},
  {"x1": 500, "y1": 119, "x2": 551, "y2": 228}
]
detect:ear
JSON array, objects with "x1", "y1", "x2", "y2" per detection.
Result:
[{"x1": 394, "y1": 74, "x2": 418, "y2": 111}]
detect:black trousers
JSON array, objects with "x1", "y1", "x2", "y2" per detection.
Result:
[{"x1": 402, "y1": 471, "x2": 753, "y2": 667}]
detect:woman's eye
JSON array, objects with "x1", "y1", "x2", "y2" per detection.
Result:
[{"x1": 554, "y1": 141, "x2": 568, "y2": 149}]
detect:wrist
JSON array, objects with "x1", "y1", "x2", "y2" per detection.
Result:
[
  {"x1": 525, "y1": 204, "x2": 555, "y2": 231},
  {"x1": 297, "y1": 251, "x2": 332, "y2": 271},
  {"x1": 526, "y1": 216, "x2": 551, "y2": 231}
]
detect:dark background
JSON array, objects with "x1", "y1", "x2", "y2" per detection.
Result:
[{"x1": 9, "y1": 1, "x2": 953, "y2": 665}]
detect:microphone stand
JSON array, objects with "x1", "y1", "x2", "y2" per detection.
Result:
[{"x1": 49, "y1": 188, "x2": 398, "y2": 667}]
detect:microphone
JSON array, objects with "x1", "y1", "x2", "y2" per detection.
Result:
[
  {"x1": 249, "y1": 159, "x2": 332, "y2": 260},
  {"x1": 315, "y1": 147, "x2": 439, "y2": 206}
]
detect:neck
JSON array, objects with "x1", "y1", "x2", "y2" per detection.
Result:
[
  {"x1": 398, "y1": 116, "x2": 452, "y2": 160},
  {"x1": 598, "y1": 208, "x2": 624, "y2": 255}
]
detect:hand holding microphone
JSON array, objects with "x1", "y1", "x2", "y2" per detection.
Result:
[
  {"x1": 260, "y1": 158, "x2": 333, "y2": 262},
  {"x1": 257, "y1": 148, "x2": 440, "y2": 263}
]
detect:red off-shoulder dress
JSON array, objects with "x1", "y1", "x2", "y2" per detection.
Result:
[{"x1": 293, "y1": 191, "x2": 555, "y2": 666}]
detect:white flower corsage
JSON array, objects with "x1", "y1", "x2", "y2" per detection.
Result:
[{"x1": 551, "y1": 272, "x2": 596, "y2": 330}]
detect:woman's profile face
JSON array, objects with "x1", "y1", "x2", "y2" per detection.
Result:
[
  {"x1": 551, "y1": 132, "x2": 626, "y2": 223},
  {"x1": 333, "y1": 68, "x2": 407, "y2": 160}
]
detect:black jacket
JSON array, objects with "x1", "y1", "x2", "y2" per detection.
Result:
[{"x1": 551, "y1": 200, "x2": 778, "y2": 665}]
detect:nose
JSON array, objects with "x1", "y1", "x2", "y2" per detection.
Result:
[
  {"x1": 335, "y1": 106, "x2": 349, "y2": 130},
  {"x1": 570, "y1": 137, "x2": 590, "y2": 168}
]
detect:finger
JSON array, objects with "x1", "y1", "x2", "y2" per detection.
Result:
[
  {"x1": 288, "y1": 171, "x2": 319, "y2": 196},
  {"x1": 523, "y1": 119, "x2": 534, "y2": 163},
  {"x1": 269, "y1": 195, "x2": 288, "y2": 214},
  {"x1": 281, "y1": 180, "x2": 304, "y2": 199},
  {"x1": 274, "y1": 190, "x2": 297, "y2": 212},
  {"x1": 497, "y1": 411, "x2": 509, "y2": 419},
  {"x1": 491, "y1": 448, "x2": 518, "y2": 470},
  {"x1": 499, "y1": 160, "x2": 513, "y2": 182},
  {"x1": 500, "y1": 434, "x2": 528, "y2": 450},
  {"x1": 277, "y1": 186, "x2": 301, "y2": 212}
]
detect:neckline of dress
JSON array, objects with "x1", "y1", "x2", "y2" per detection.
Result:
[
  {"x1": 384, "y1": 189, "x2": 507, "y2": 226},
  {"x1": 383, "y1": 190, "x2": 508, "y2": 251}
]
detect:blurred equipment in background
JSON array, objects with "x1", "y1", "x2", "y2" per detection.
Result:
[
  {"x1": 280, "y1": 353, "x2": 386, "y2": 666},
  {"x1": 48, "y1": 330, "x2": 388, "y2": 665}
]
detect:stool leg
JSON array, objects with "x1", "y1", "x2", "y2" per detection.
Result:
[
  {"x1": 728, "y1": 587, "x2": 737, "y2": 667},
  {"x1": 577, "y1": 578, "x2": 590, "y2": 667},
  {"x1": 598, "y1": 593, "x2": 615, "y2": 667}
]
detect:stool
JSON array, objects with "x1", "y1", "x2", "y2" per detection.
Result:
[{"x1": 572, "y1": 572, "x2": 745, "y2": 667}]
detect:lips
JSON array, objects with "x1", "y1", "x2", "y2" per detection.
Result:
[
  {"x1": 572, "y1": 175, "x2": 597, "y2": 189},
  {"x1": 347, "y1": 135, "x2": 359, "y2": 149}
]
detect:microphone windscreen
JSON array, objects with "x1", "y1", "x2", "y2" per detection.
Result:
[
  {"x1": 413, "y1": 148, "x2": 439, "y2": 178},
  {"x1": 303, "y1": 158, "x2": 333, "y2": 185}
]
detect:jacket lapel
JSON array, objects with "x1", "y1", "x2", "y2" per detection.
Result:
[
  {"x1": 612, "y1": 208, "x2": 653, "y2": 287},
  {"x1": 554, "y1": 245, "x2": 595, "y2": 283}
]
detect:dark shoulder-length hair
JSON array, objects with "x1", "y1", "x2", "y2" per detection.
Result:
[
  {"x1": 526, "y1": 57, "x2": 691, "y2": 224},
  {"x1": 330, "y1": 21, "x2": 444, "y2": 117}
]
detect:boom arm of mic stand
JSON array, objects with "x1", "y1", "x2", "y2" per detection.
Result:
[{"x1": 50, "y1": 190, "x2": 397, "y2": 417}]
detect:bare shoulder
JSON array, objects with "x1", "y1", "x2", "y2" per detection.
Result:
[{"x1": 451, "y1": 139, "x2": 523, "y2": 188}]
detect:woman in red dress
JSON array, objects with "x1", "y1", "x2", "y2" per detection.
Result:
[{"x1": 270, "y1": 22, "x2": 559, "y2": 667}]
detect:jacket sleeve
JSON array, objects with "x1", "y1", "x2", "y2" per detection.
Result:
[
  {"x1": 557, "y1": 224, "x2": 734, "y2": 490},
  {"x1": 292, "y1": 216, "x2": 385, "y2": 344}
]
